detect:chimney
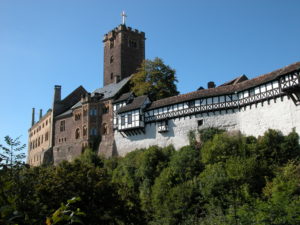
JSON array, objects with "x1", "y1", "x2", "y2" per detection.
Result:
[
  {"x1": 39, "y1": 109, "x2": 43, "y2": 120},
  {"x1": 31, "y1": 108, "x2": 35, "y2": 126},
  {"x1": 54, "y1": 85, "x2": 61, "y2": 103},
  {"x1": 208, "y1": 81, "x2": 216, "y2": 89}
]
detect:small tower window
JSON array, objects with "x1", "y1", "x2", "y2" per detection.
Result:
[
  {"x1": 110, "y1": 56, "x2": 114, "y2": 64},
  {"x1": 75, "y1": 128, "x2": 80, "y2": 139},
  {"x1": 110, "y1": 40, "x2": 114, "y2": 48},
  {"x1": 110, "y1": 73, "x2": 114, "y2": 80},
  {"x1": 129, "y1": 40, "x2": 137, "y2": 48}
]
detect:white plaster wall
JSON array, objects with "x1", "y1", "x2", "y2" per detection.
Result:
[
  {"x1": 115, "y1": 109, "x2": 239, "y2": 156},
  {"x1": 115, "y1": 96, "x2": 300, "y2": 156},
  {"x1": 238, "y1": 96, "x2": 300, "y2": 136}
]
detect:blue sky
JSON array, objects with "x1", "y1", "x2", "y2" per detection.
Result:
[{"x1": 0, "y1": 0, "x2": 300, "y2": 155}]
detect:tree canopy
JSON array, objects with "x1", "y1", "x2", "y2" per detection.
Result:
[
  {"x1": 1, "y1": 129, "x2": 300, "y2": 224},
  {"x1": 131, "y1": 57, "x2": 179, "y2": 101}
]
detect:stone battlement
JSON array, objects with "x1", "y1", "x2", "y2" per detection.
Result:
[{"x1": 103, "y1": 24, "x2": 145, "y2": 42}]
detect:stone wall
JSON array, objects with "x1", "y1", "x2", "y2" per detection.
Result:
[
  {"x1": 98, "y1": 100, "x2": 116, "y2": 157},
  {"x1": 28, "y1": 112, "x2": 52, "y2": 166},
  {"x1": 53, "y1": 107, "x2": 89, "y2": 165}
]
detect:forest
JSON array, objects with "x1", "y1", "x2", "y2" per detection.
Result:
[{"x1": 0, "y1": 128, "x2": 300, "y2": 225}]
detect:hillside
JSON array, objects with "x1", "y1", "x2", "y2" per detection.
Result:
[{"x1": 1, "y1": 128, "x2": 300, "y2": 224}]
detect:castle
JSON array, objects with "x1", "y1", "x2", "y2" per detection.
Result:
[{"x1": 27, "y1": 22, "x2": 300, "y2": 166}]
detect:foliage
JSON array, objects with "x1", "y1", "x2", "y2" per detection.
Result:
[
  {"x1": 1, "y1": 129, "x2": 300, "y2": 224},
  {"x1": 46, "y1": 197, "x2": 85, "y2": 225},
  {"x1": 0, "y1": 136, "x2": 26, "y2": 168},
  {"x1": 131, "y1": 57, "x2": 179, "y2": 101}
]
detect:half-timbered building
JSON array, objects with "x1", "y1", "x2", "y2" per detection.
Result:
[{"x1": 113, "y1": 62, "x2": 300, "y2": 156}]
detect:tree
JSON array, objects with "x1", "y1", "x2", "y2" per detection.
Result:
[
  {"x1": 0, "y1": 136, "x2": 26, "y2": 168},
  {"x1": 131, "y1": 57, "x2": 179, "y2": 101}
]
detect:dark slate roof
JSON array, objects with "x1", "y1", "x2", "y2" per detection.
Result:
[
  {"x1": 54, "y1": 86, "x2": 87, "y2": 116},
  {"x1": 219, "y1": 74, "x2": 248, "y2": 86},
  {"x1": 71, "y1": 101, "x2": 82, "y2": 109},
  {"x1": 148, "y1": 61, "x2": 300, "y2": 110},
  {"x1": 92, "y1": 77, "x2": 131, "y2": 100},
  {"x1": 55, "y1": 109, "x2": 72, "y2": 119},
  {"x1": 118, "y1": 95, "x2": 148, "y2": 113},
  {"x1": 113, "y1": 92, "x2": 133, "y2": 103}
]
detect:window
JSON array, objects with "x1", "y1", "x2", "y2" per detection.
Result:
[
  {"x1": 46, "y1": 120, "x2": 48, "y2": 126},
  {"x1": 83, "y1": 125, "x2": 87, "y2": 136},
  {"x1": 110, "y1": 40, "x2": 114, "y2": 48},
  {"x1": 158, "y1": 120, "x2": 168, "y2": 133},
  {"x1": 90, "y1": 128, "x2": 97, "y2": 136},
  {"x1": 189, "y1": 100, "x2": 195, "y2": 107},
  {"x1": 60, "y1": 120, "x2": 65, "y2": 132},
  {"x1": 110, "y1": 73, "x2": 113, "y2": 80},
  {"x1": 110, "y1": 56, "x2": 114, "y2": 63},
  {"x1": 129, "y1": 40, "x2": 137, "y2": 48},
  {"x1": 198, "y1": 119, "x2": 203, "y2": 127},
  {"x1": 75, "y1": 128, "x2": 80, "y2": 139},
  {"x1": 128, "y1": 114, "x2": 132, "y2": 124},
  {"x1": 45, "y1": 132, "x2": 49, "y2": 141},
  {"x1": 83, "y1": 109, "x2": 87, "y2": 117},
  {"x1": 75, "y1": 113, "x2": 81, "y2": 121},
  {"x1": 121, "y1": 115, "x2": 125, "y2": 125},
  {"x1": 103, "y1": 104, "x2": 109, "y2": 114},
  {"x1": 90, "y1": 108, "x2": 97, "y2": 116}
]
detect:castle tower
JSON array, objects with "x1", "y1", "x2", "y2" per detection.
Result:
[{"x1": 103, "y1": 24, "x2": 145, "y2": 86}]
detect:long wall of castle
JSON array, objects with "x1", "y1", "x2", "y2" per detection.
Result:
[
  {"x1": 113, "y1": 67, "x2": 300, "y2": 156},
  {"x1": 114, "y1": 95, "x2": 300, "y2": 156}
]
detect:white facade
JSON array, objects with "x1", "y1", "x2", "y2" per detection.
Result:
[{"x1": 113, "y1": 70, "x2": 300, "y2": 156}]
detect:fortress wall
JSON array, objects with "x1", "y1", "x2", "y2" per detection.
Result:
[
  {"x1": 115, "y1": 97, "x2": 300, "y2": 156},
  {"x1": 238, "y1": 96, "x2": 300, "y2": 136},
  {"x1": 114, "y1": 109, "x2": 239, "y2": 156}
]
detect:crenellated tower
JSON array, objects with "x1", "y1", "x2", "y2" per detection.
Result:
[{"x1": 103, "y1": 24, "x2": 145, "y2": 86}]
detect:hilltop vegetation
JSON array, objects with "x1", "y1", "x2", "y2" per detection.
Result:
[{"x1": 1, "y1": 128, "x2": 300, "y2": 224}]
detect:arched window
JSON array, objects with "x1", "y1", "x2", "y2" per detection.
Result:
[
  {"x1": 83, "y1": 125, "x2": 87, "y2": 136},
  {"x1": 75, "y1": 128, "x2": 80, "y2": 139}
]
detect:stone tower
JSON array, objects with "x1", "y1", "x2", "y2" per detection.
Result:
[{"x1": 103, "y1": 24, "x2": 145, "y2": 86}]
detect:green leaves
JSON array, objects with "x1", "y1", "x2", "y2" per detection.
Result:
[
  {"x1": 0, "y1": 129, "x2": 299, "y2": 224},
  {"x1": 0, "y1": 136, "x2": 26, "y2": 168},
  {"x1": 131, "y1": 57, "x2": 179, "y2": 101}
]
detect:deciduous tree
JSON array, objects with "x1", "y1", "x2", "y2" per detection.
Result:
[{"x1": 131, "y1": 57, "x2": 179, "y2": 101}]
